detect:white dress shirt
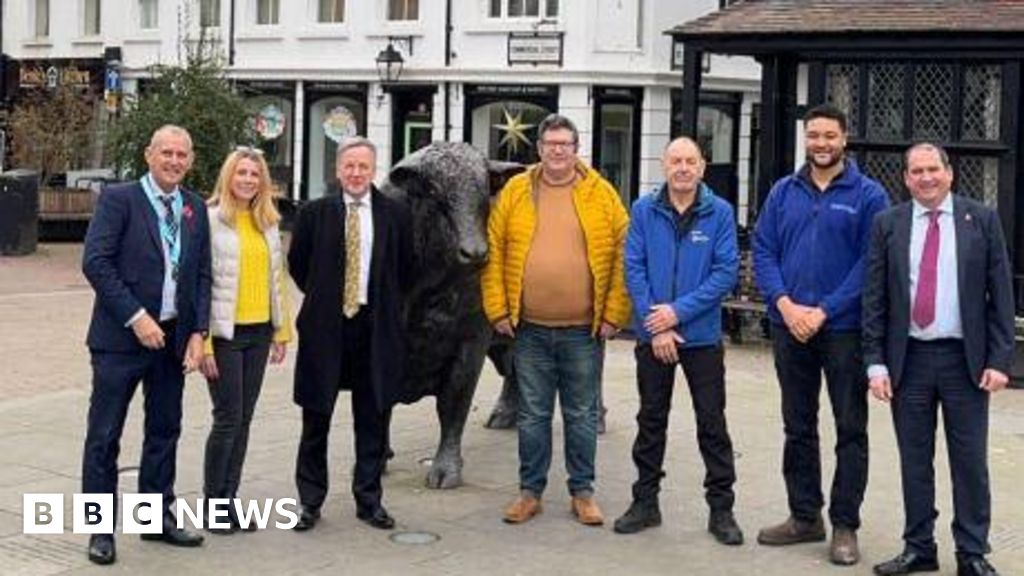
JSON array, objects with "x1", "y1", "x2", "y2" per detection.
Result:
[{"x1": 908, "y1": 193, "x2": 961, "y2": 340}]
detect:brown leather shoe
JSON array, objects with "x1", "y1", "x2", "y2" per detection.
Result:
[
  {"x1": 830, "y1": 528, "x2": 860, "y2": 565},
  {"x1": 571, "y1": 496, "x2": 605, "y2": 526},
  {"x1": 756, "y1": 515, "x2": 826, "y2": 546},
  {"x1": 503, "y1": 495, "x2": 542, "y2": 524}
]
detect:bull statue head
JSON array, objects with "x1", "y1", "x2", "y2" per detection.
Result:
[{"x1": 380, "y1": 143, "x2": 491, "y2": 281}]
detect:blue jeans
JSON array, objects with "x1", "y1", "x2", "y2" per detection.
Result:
[{"x1": 514, "y1": 322, "x2": 599, "y2": 497}]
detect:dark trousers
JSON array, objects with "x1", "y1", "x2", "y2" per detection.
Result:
[
  {"x1": 772, "y1": 328, "x2": 868, "y2": 529},
  {"x1": 82, "y1": 324, "x2": 185, "y2": 520},
  {"x1": 630, "y1": 344, "x2": 736, "y2": 511},
  {"x1": 894, "y1": 339, "x2": 990, "y2": 558},
  {"x1": 203, "y1": 323, "x2": 273, "y2": 500},
  {"x1": 295, "y1": 309, "x2": 390, "y2": 512}
]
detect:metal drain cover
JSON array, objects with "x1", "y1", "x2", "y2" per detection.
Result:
[{"x1": 389, "y1": 531, "x2": 440, "y2": 545}]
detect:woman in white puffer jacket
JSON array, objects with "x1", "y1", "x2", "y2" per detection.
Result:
[{"x1": 199, "y1": 147, "x2": 291, "y2": 533}]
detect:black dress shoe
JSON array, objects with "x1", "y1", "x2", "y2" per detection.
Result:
[
  {"x1": 88, "y1": 534, "x2": 116, "y2": 565},
  {"x1": 873, "y1": 551, "x2": 940, "y2": 575},
  {"x1": 957, "y1": 556, "x2": 1000, "y2": 576},
  {"x1": 708, "y1": 510, "x2": 744, "y2": 546},
  {"x1": 357, "y1": 506, "x2": 395, "y2": 530},
  {"x1": 140, "y1": 517, "x2": 205, "y2": 547},
  {"x1": 227, "y1": 504, "x2": 257, "y2": 532},
  {"x1": 293, "y1": 506, "x2": 320, "y2": 532}
]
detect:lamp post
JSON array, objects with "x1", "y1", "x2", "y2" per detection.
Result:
[{"x1": 374, "y1": 42, "x2": 404, "y2": 108}]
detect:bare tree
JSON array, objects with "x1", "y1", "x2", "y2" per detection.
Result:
[{"x1": 9, "y1": 84, "x2": 97, "y2": 187}]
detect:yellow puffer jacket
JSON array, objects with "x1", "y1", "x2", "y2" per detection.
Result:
[{"x1": 481, "y1": 162, "x2": 631, "y2": 334}]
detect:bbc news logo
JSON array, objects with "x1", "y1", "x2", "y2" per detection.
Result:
[{"x1": 23, "y1": 494, "x2": 300, "y2": 534}]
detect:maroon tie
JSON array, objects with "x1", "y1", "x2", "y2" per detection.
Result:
[{"x1": 912, "y1": 210, "x2": 940, "y2": 329}]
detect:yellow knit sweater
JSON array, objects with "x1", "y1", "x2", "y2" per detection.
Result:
[{"x1": 234, "y1": 211, "x2": 272, "y2": 326}]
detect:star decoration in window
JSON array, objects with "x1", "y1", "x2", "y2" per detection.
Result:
[{"x1": 493, "y1": 108, "x2": 535, "y2": 156}]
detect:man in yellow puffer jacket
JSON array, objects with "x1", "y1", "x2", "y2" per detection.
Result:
[{"x1": 481, "y1": 113, "x2": 630, "y2": 527}]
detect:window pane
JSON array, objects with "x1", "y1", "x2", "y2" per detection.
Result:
[
  {"x1": 509, "y1": 0, "x2": 524, "y2": 17},
  {"x1": 35, "y1": 0, "x2": 49, "y2": 36},
  {"x1": 526, "y1": 0, "x2": 539, "y2": 16},
  {"x1": 388, "y1": 0, "x2": 417, "y2": 20},
  {"x1": 318, "y1": 0, "x2": 344, "y2": 22},
  {"x1": 258, "y1": 0, "x2": 279, "y2": 24},
  {"x1": 139, "y1": 0, "x2": 158, "y2": 29},
  {"x1": 490, "y1": 0, "x2": 501, "y2": 17},
  {"x1": 200, "y1": 0, "x2": 220, "y2": 27},
  {"x1": 546, "y1": 0, "x2": 558, "y2": 17},
  {"x1": 84, "y1": 0, "x2": 101, "y2": 35}
]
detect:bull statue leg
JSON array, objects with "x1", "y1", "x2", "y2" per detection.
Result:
[
  {"x1": 426, "y1": 327, "x2": 491, "y2": 489},
  {"x1": 484, "y1": 336, "x2": 518, "y2": 429}
]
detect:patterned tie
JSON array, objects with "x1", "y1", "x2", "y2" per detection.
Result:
[
  {"x1": 158, "y1": 195, "x2": 180, "y2": 282},
  {"x1": 343, "y1": 201, "x2": 362, "y2": 318},
  {"x1": 912, "y1": 210, "x2": 940, "y2": 329}
]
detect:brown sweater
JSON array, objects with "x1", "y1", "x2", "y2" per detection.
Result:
[{"x1": 521, "y1": 173, "x2": 594, "y2": 327}]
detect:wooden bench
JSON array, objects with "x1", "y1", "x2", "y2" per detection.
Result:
[
  {"x1": 722, "y1": 249, "x2": 767, "y2": 343},
  {"x1": 38, "y1": 187, "x2": 96, "y2": 222}
]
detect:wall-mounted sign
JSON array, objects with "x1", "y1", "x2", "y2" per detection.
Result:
[
  {"x1": 18, "y1": 62, "x2": 98, "y2": 90},
  {"x1": 464, "y1": 84, "x2": 558, "y2": 99},
  {"x1": 508, "y1": 32, "x2": 564, "y2": 66}
]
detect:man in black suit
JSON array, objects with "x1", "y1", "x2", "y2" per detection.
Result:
[
  {"x1": 864, "y1": 143, "x2": 1014, "y2": 576},
  {"x1": 289, "y1": 136, "x2": 412, "y2": 532},
  {"x1": 81, "y1": 125, "x2": 211, "y2": 565}
]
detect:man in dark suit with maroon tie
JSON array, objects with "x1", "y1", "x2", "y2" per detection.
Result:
[
  {"x1": 863, "y1": 143, "x2": 1014, "y2": 576},
  {"x1": 81, "y1": 125, "x2": 211, "y2": 565}
]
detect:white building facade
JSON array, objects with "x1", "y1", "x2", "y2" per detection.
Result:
[{"x1": 2, "y1": 0, "x2": 760, "y2": 217}]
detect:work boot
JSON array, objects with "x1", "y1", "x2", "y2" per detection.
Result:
[
  {"x1": 503, "y1": 494, "x2": 542, "y2": 524},
  {"x1": 571, "y1": 496, "x2": 604, "y2": 526},
  {"x1": 708, "y1": 509, "x2": 744, "y2": 545},
  {"x1": 613, "y1": 500, "x2": 662, "y2": 534},
  {"x1": 756, "y1": 515, "x2": 826, "y2": 546},
  {"x1": 830, "y1": 527, "x2": 860, "y2": 565}
]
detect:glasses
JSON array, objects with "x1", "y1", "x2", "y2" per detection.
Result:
[
  {"x1": 540, "y1": 140, "x2": 577, "y2": 152},
  {"x1": 234, "y1": 145, "x2": 265, "y2": 156}
]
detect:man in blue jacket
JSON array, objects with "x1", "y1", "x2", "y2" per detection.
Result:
[
  {"x1": 613, "y1": 137, "x2": 743, "y2": 546},
  {"x1": 753, "y1": 104, "x2": 890, "y2": 566}
]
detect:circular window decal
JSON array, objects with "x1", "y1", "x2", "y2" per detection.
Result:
[
  {"x1": 323, "y1": 106, "x2": 358, "y2": 143},
  {"x1": 254, "y1": 103, "x2": 286, "y2": 141}
]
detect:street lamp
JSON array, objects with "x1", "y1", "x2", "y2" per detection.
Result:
[{"x1": 375, "y1": 42, "x2": 405, "y2": 84}]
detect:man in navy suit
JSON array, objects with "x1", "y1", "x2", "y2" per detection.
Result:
[
  {"x1": 81, "y1": 125, "x2": 212, "y2": 565},
  {"x1": 864, "y1": 143, "x2": 1014, "y2": 576}
]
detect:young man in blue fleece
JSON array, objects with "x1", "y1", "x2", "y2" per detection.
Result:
[
  {"x1": 753, "y1": 104, "x2": 890, "y2": 566},
  {"x1": 613, "y1": 136, "x2": 743, "y2": 547}
]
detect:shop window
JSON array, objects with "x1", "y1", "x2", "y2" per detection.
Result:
[
  {"x1": 248, "y1": 96, "x2": 294, "y2": 190},
  {"x1": 388, "y1": 0, "x2": 417, "y2": 20},
  {"x1": 307, "y1": 96, "x2": 365, "y2": 200},
  {"x1": 470, "y1": 101, "x2": 548, "y2": 164},
  {"x1": 317, "y1": 0, "x2": 344, "y2": 23}
]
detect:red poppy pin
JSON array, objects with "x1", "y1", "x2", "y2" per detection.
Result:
[{"x1": 182, "y1": 205, "x2": 194, "y2": 220}]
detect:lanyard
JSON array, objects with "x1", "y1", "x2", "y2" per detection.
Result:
[{"x1": 140, "y1": 174, "x2": 182, "y2": 279}]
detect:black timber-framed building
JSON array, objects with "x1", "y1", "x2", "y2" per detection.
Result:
[{"x1": 669, "y1": 0, "x2": 1024, "y2": 316}]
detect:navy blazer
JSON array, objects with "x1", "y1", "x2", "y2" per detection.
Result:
[
  {"x1": 82, "y1": 181, "x2": 212, "y2": 358},
  {"x1": 862, "y1": 194, "x2": 1015, "y2": 388}
]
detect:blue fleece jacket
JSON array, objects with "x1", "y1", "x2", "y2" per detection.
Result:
[
  {"x1": 753, "y1": 160, "x2": 890, "y2": 331},
  {"x1": 625, "y1": 183, "x2": 738, "y2": 347}
]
